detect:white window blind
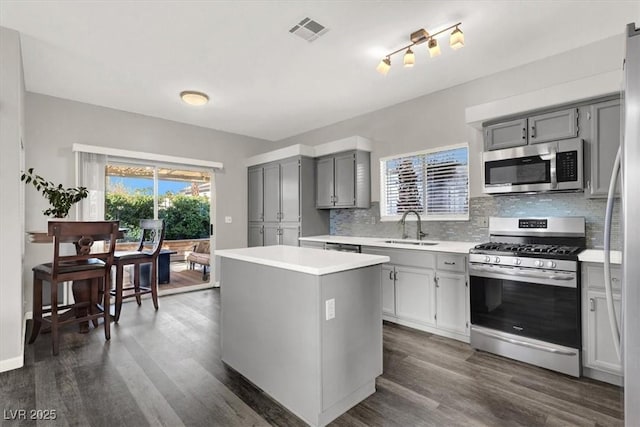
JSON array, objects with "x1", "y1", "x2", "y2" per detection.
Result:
[{"x1": 380, "y1": 144, "x2": 469, "y2": 221}]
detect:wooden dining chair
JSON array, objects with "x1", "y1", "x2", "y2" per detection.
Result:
[
  {"x1": 111, "y1": 219, "x2": 165, "y2": 322},
  {"x1": 29, "y1": 220, "x2": 119, "y2": 355}
]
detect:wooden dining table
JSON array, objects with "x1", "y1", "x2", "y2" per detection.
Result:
[{"x1": 28, "y1": 227, "x2": 127, "y2": 333}]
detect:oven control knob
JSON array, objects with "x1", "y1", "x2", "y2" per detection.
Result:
[
  {"x1": 485, "y1": 256, "x2": 491, "y2": 262},
  {"x1": 494, "y1": 257, "x2": 501, "y2": 263},
  {"x1": 534, "y1": 260, "x2": 544, "y2": 267},
  {"x1": 547, "y1": 261, "x2": 556, "y2": 268},
  {"x1": 513, "y1": 258, "x2": 521, "y2": 265}
]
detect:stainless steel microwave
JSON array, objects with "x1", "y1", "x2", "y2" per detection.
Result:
[{"x1": 482, "y1": 138, "x2": 583, "y2": 194}]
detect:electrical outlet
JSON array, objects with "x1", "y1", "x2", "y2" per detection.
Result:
[
  {"x1": 325, "y1": 298, "x2": 335, "y2": 320},
  {"x1": 479, "y1": 217, "x2": 489, "y2": 228},
  {"x1": 225, "y1": 216, "x2": 232, "y2": 224}
]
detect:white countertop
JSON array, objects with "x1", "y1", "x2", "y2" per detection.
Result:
[
  {"x1": 578, "y1": 249, "x2": 623, "y2": 265},
  {"x1": 299, "y1": 235, "x2": 478, "y2": 254},
  {"x1": 215, "y1": 245, "x2": 390, "y2": 276}
]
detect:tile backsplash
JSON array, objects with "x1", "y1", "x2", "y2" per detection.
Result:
[{"x1": 330, "y1": 194, "x2": 621, "y2": 250}]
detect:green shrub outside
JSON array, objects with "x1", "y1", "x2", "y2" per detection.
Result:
[{"x1": 105, "y1": 193, "x2": 210, "y2": 241}]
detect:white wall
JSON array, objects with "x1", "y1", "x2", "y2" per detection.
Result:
[
  {"x1": 275, "y1": 34, "x2": 625, "y2": 200},
  {"x1": 0, "y1": 27, "x2": 26, "y2": 372}
]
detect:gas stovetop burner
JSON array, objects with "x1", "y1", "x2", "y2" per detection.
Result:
[{"x1": 471, "y1": 242, "x2": 583, "y2": 259}]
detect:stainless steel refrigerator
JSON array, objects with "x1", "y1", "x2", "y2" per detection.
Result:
[
  {"x1": 622, "y1": 22, "x2": 640, "y2": 426},
  {"x1": 605, "y1": 22, "x2": 640, "y2": 425}
]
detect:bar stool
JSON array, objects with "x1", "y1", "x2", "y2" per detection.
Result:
[
  {"x1": 29, "y1": 220, "x2": 119, "y2": 355},
  {"x1": 111, "y1": 219, "x2": 165, "y2": 322}
]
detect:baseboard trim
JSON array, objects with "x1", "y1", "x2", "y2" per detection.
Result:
[{"x1": 0, "y1": 356, "x2": 24, "y2": 373}]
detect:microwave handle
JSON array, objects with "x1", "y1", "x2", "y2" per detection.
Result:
[{"x1": 549, "y1": 148, "x2": 557, "y2": 189}]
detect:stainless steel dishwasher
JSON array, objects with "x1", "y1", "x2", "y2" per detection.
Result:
[{"x1": 324, "y1": 242, "x2": 361, "y2": 253}]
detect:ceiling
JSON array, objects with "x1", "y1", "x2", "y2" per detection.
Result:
[{"x1": 1, "y1": 1, "x2": 637, "y2": 141}]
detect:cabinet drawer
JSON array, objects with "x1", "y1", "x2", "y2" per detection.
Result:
[
  {"x1": 436, "y1": 253, "x2": 466, "y2": 273},
  {"x1": 300, "y1": 240, "x2": 325, "y2": 249},
  {"x1": 583, "y1": 263, "x2": 622, "y2": 291},
  {"x1": 361, "y1": 247, "x2": 435, "y2": 268}
]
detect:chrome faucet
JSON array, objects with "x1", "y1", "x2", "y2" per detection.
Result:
[{"x1": 400, "y1": 210, "x2": 427, "y2": 240}]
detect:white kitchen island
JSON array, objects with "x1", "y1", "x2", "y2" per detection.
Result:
[{"x1": 215, "y1": 246, "x2": 389, "y2": 427}]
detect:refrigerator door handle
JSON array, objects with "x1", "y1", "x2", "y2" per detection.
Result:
[{"x1": 604, "y1": 146, "x2": 622, "y2": 360}]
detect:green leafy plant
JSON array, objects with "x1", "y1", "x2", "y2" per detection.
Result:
[{"x1": 21, "y1": 168, "x2": 89, "y2": 218}]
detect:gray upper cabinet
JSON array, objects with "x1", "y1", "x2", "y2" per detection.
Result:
[
  {"x1": 586, "y1": 98, "x2": 621, "y2": 197},
  {"x1": 280, "y1": 158, "x2": 300, "y2": 222},
  {"x1": 484, "y1": 118, "x2": 527, "y2": 150},
  {"x1": 333, "y1": 152, "x2": 356, "y2": 208},
  {"x1": 248, "y1": 156, "x2": 328, "y2": 247},
  {"x1": 315, "y1": 150, "x2": 370, "y2": 209},
  {"x1": 315, "y1": 157, "x2": 335, "y2": 208},
  {"x1": 263, "y1": 163, "x2": 280, "y2": 222},
  {"x1": 248, "y1": 167, "x2": 263, "y2": 222},
  {"x1": 528, "y1": 108, "x2": 578, "y2": 144},
  {"x1": 484, "y1": 107, "x2": 578, "y2": 150}
]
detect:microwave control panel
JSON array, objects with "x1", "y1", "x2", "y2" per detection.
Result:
[{"x1": 557, "y1": 151, "x2": 578, "y2": 182}]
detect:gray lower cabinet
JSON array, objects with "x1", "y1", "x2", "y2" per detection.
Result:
[
  {"x1": 248, "y1": 156, "x2": 328, "y2": 247},
  {"x1": 581, "y1": 262, "x2": 623, "y2": 385},
  {"x1": 585, "y1": 98, "x2": 621, "y2": 197},
  {"x1": 362, "y1": 246, "x2": 469, "y2": 342},
  {"x1": 248, "y1": 223, "x2": 263, "y2": 247},
  {"x1": 316, "y1": 150, "x2": 370, "y2": 209},
  {"x1": 263, "y1": 223, "x2": 279, "y2": 246},
  {"x1": 484, "y1": 107, "x2": 578, "y2": 150}
]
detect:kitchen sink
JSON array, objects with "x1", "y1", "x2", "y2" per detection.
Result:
[{"x1": 383, "y1": 239, "x2": 438, "y2": 246}]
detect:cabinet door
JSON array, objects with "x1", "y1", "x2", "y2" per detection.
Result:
[
  {"x1": 333, "y1": 152, "x2": 356, "y2": 208},
  {"x1": 585, "y1": 291, "x2": 622, "y2": 374},
  {"x1": 263, "y1": 223, "x2": 279, "y2": 246},
  {"x1": 435, "y1": 272, "x2": 468, "y2": 335},
  {"x1": 248, "y1": 167, "x2": 264, "y2": 222},
  {"x1": 248, "y1": 224, "x2": 263, "y2": 247},
  {"x1": 279, "y1": 224, "x2": 300, "y2": 246},
  {"x1": 381, "y1": 265, "x2": 396, "y2": 316},
  {"x1": 588, "y1": 99, "x2": 621, "y2": 197},
  {"x1": 316, "y1": 157, "x2": 335, "y2": 208},
  {"x1": 484, "y1": 119, "x2": 527, "y2": 150},
  {"x1": 395, "y1": 266, "x2": 436, "y2": 326},
  {"x1": 263, "y1": 163, "x2": 280, "y2": 222},
  {"x1": 280, "y1": 158, "x2": 300, "y2": 223},
  {"x1": 528, "y1": 108, "x2": 578, "y2": 144}
]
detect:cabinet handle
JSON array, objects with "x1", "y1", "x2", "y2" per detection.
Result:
[
  {"x1": 466, "y1": 321, "x2": 469, "y2": 329},
  {"x1": 589, "y1": 298, "x2": 595, "y2": 312},
  {"x1": 522, "y1": 127, "x2": 526, "y2": 139},
  {"x1": 530, "y1": 125, "x2": 536, "y2": 138},
  {"x1": 389, "y1": 270, "x2": 394, "y2": 280},
  {"x1": 434, "y1": 276, "x2": 439, "y2": 287},
  {"x1": 394, "y1": 271, "x2": 398, "y2": 281},
  {"x1": 259, "y1": 227, "x2": 263, "y2": 234},
  {"x1": 434, "y1": 314, "x2": 437, "y2": 321},
  {"x1": 444, "y1": 261, "x2": 456, "y2": 265},
  {"x1": 587, "y1": 180, "x2": 591, "y2": 190}
]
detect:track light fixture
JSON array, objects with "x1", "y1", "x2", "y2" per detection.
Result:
[{"x1": 376, "y1": 22, "x2": 463, "y2": 75}]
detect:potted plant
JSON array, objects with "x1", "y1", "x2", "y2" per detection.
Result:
[{"x1": 21, "y1": 168, "x2": 88, "y2": 218}]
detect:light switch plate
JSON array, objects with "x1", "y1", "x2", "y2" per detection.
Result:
[
  {"x1": 225, "y1": 216, "x2": 232, "y2": 224},
  {"x1": 325, "y1": 298, "x2": 335, "y2": 320}
]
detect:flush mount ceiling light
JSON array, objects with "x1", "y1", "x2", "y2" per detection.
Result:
[
  {"x1": 376, "y1": 22, "x2": 464, "y2": 75},
  {"x1": 180, "y1": 90, "x2": 209, "y2": 106}
]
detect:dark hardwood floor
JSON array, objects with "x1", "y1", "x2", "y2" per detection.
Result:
[{"x1": 1, "y1": 289, "x2": 623, "y2": 427}]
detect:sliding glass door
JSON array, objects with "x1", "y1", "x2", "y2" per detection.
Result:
[{"x1": 105, "y1": 162, "x2": 214, "y2": 291}]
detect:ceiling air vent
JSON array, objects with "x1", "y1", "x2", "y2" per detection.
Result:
[{"x1": 289, "y1": 17, "x2": 329, "y2": 42}]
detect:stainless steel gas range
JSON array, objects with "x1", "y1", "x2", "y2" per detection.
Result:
[{"x1": 468, "y1": 217, "x2": 586, "y2": 377}]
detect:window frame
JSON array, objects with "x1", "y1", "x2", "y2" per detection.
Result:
[{"x1": 379, "y1": 142, "x2": 470, "y2": 222}]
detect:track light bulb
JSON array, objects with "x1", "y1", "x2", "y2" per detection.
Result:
[
  {"x1": 403, "y1": 48, "x2": 415, "y2": 67},
  {"x1": 450, "y1": 26, "x2": 464, "y2": 50},
  {"x1": 428, "y1": 39, "x2": 441, "y2": 57},
  {"x1": 376, "y1": 57, "x2": 391, "y2": 75}
]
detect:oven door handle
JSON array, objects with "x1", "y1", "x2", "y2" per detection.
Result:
[
  {"x1": 470, "y1": 265, "x2": 574, "y2": 281},
  {"x1": 471, "y1": 327, "x2": 577, "y2": 356}
]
